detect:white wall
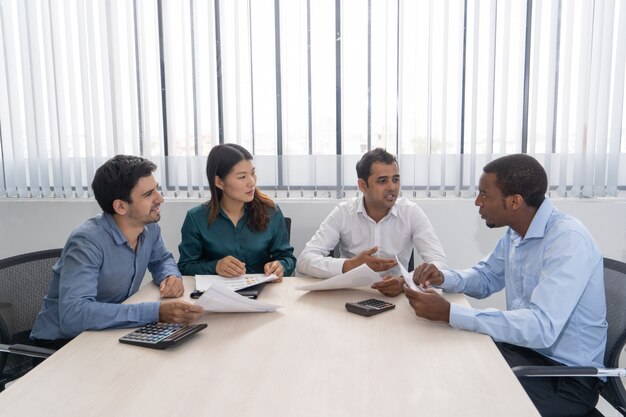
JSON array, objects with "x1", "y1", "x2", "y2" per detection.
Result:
[{"x1": 1, "y1": 197, "x2": 625, "y2": 310}]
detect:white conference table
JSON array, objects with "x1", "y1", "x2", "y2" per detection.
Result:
[{"x1": 0, "y1": 276, "x2": 539, "y2": 417}]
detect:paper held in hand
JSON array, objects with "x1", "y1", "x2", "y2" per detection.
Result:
[
  {"x1": 194, "y1": 273, "x2": 277, "y2": 292},
  {"x1": 295, "y1": 264, "x2": 382, "y2": 291},
  {"x1": 193, "y1": 282, "x2": 281, "y2": 313},
  {"x1": 396, "y1": 254, "x2": 424, "y2": 292}
]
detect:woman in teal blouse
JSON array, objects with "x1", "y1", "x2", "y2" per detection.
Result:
[{"x1": 178, "y1": 144, "x2": 295, "y2": 281}]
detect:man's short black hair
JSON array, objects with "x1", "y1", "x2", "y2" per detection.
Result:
[
  {"x1": 356, "y1": 148, "x2": 398, "y2": 184},
  {"x1": 92, "y1": 155, "x2": 157, "y2": 215},
  {"x1": 483, "y1": 154, "x2": 547, "y2": 208}
]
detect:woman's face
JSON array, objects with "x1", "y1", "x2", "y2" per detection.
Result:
[{"x1": 215, "y1": 159, "x2": 257, "y2": 205}]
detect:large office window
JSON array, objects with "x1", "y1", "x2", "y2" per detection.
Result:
[{"x1": 1, "y1": 0, "x2": 625, "y2": 199}]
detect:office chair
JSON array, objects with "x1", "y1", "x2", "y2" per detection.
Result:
[
  {"x1": 284, "y1": 217, "x2": 291, "y2": 241},
  {"x1": 512, "y1": 258, "x2": 626, "y2": 417},
  {"x1": 0, "y1": 249, "x2": 61, "y2": 391}
]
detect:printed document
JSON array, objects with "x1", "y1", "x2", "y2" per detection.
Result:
[
  {"x1": 295, "y1": 264, "x2": 382, "y2": 291},
  {"x1": 195, "y1": 273, "x2": 277, "y2": 292},
  {"x1": 194, "y1": 282, "x2": 281, "y2": 313}
]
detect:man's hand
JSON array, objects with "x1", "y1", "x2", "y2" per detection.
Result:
[
  {"x1": 159, "y1": 276, "x2": 184, "y2": 298},
  {"x1": 216, "y1": 256, "x2": 246, "y2": 277},
  {"x1": 371, "y1": 275, "x2": 404, "y2": 297},
  {"x1": 403, "y1": 285, "x2": 451, "y2": 322},
  {"x1": 264, "y1": 261, "x2": 284, "y2": 283},
  {"x1": 159, "y1": 301, "x2": 204, "y2": 324},
  {"x1": 342, "y1": 247, "x2": 397, "y2": 273},
  {"x1": 412, "y1": 262, "x2": 444, "y2": 288}
]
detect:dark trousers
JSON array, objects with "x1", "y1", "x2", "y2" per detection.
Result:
[{"x1": 496, "y1": 342, "x2": 603, "y2": 417}]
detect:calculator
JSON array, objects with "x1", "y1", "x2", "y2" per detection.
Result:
[
  {"x1": 119, "y1": 322, "x2": 207, "y2": 349},
  {"x1": 345, "y1": 298, "x2": 395, "y2": 317}
]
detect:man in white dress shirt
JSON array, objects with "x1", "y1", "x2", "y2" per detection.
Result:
[{"x1": 296, "y1": 148, "x2": 447, "y2": 296}]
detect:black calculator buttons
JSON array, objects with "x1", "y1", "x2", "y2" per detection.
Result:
[
  {"x1": 119, "y1": 322, "x2": 207, "y2": 349},
  {"x1": 345, "y1": 298, "x2": 395, "y2": 317}
]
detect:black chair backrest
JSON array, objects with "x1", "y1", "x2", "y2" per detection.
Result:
[
  {"x1": 599, "y1": 258, "x2": 626, "y2": 413},
  {"x1": 408, "y1": 251, "x2": 415, "y2": 272},
  {"x1": 0, "y1": 249, "x2": 62, "y2": 388},
  {"x1": 284, "y1": 217, "x2": 291, "y2": 241}
]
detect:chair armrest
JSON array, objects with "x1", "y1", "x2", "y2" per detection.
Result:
[
  {"x1": 0, "y1": 343, "x2": 55, "y2": 359},
  {"x1": 513, "y1": 365, "x2": 599, "y2": 377},
  {"x1": 513, "y1": 365, "x2": 626, "y2": 378}
]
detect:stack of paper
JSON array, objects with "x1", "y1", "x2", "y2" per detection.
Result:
[
  {"x1": 195, "y1": 273, "x2": 277, "y2": 292},
  {"x1": 295, "y1": 264, "x2": 382, "y2": 291},
  {"x1": 193, "y1": 282, "x2": 281, "y2": 313}
]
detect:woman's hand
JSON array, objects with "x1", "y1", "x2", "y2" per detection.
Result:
[
  {"x1": 216, "y1": 256, "x2": 246, "y2": 277},
  {"x1": 264, "y1": 261, "x2": 284, "y2": 283}
]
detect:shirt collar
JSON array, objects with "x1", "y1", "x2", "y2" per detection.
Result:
[
  {"x1": 101, "y1": 212, "x2": 130, "y2": 246},
  {"x1": 356, "y1": 195, "x2": 398, "y2": 221},
  {"x1": 517, "y1": 197, "x2": 554, "y2": 241},
  {"x1": 217, "y1": 205, "x2": 250, "y2": 222}
]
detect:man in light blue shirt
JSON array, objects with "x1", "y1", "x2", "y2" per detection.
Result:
[
  {"x1": 31, "y1": 155, "x2": 203, "y2": 347},
  {"x1": 405, "y1": 154, "x2": 606, "y2": 417}
]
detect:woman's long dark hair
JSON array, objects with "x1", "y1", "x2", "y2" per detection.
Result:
[{"x1": 205, "y1": 144, "x2": 275, "y2": 231}]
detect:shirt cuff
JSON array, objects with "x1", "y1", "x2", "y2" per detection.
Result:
[
  {"x1": 140, "y1": 301, "x2": 161, "y2": 324},
  {"x1": 438, "y1": 270, "x2": 462, "y2": 292},
  {"x1": 449, "y1": 303, "x2": 477, "y2": 331},
  {"x1": 156, "y1": 274, "x2": 183, "y2": 286},
  {"x1": 332, "y1": 259, "x2": 347, "y2": 277}
]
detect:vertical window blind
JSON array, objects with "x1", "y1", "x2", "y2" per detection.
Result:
[{"x1": 0, "y1": 0, "x2": 625, "y2": 199}]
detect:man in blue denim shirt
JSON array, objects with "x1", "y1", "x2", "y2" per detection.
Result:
[
  {"x1": 31, "y1": 155, "x2": 203, "y2": 348},
  {"x1": 405, "y1": 154, "x2": 606, "y2": 417}
]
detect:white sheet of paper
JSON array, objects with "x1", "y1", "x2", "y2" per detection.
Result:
[
  {"x1": 295, "y1": 264, "x2": 382, "y2": 291},
  {"x1": 396, "y1": 255, "x2": 419, "y2": 291},
  {"x1": 195, "y1": 273, "x2": 277, "y2": 292},
  {"x1": 194, "y1": 282, "x2": 281, "y2": 313},
  {"x1": 396, "y1": 255, "x2": 425, "y2": 292}
]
